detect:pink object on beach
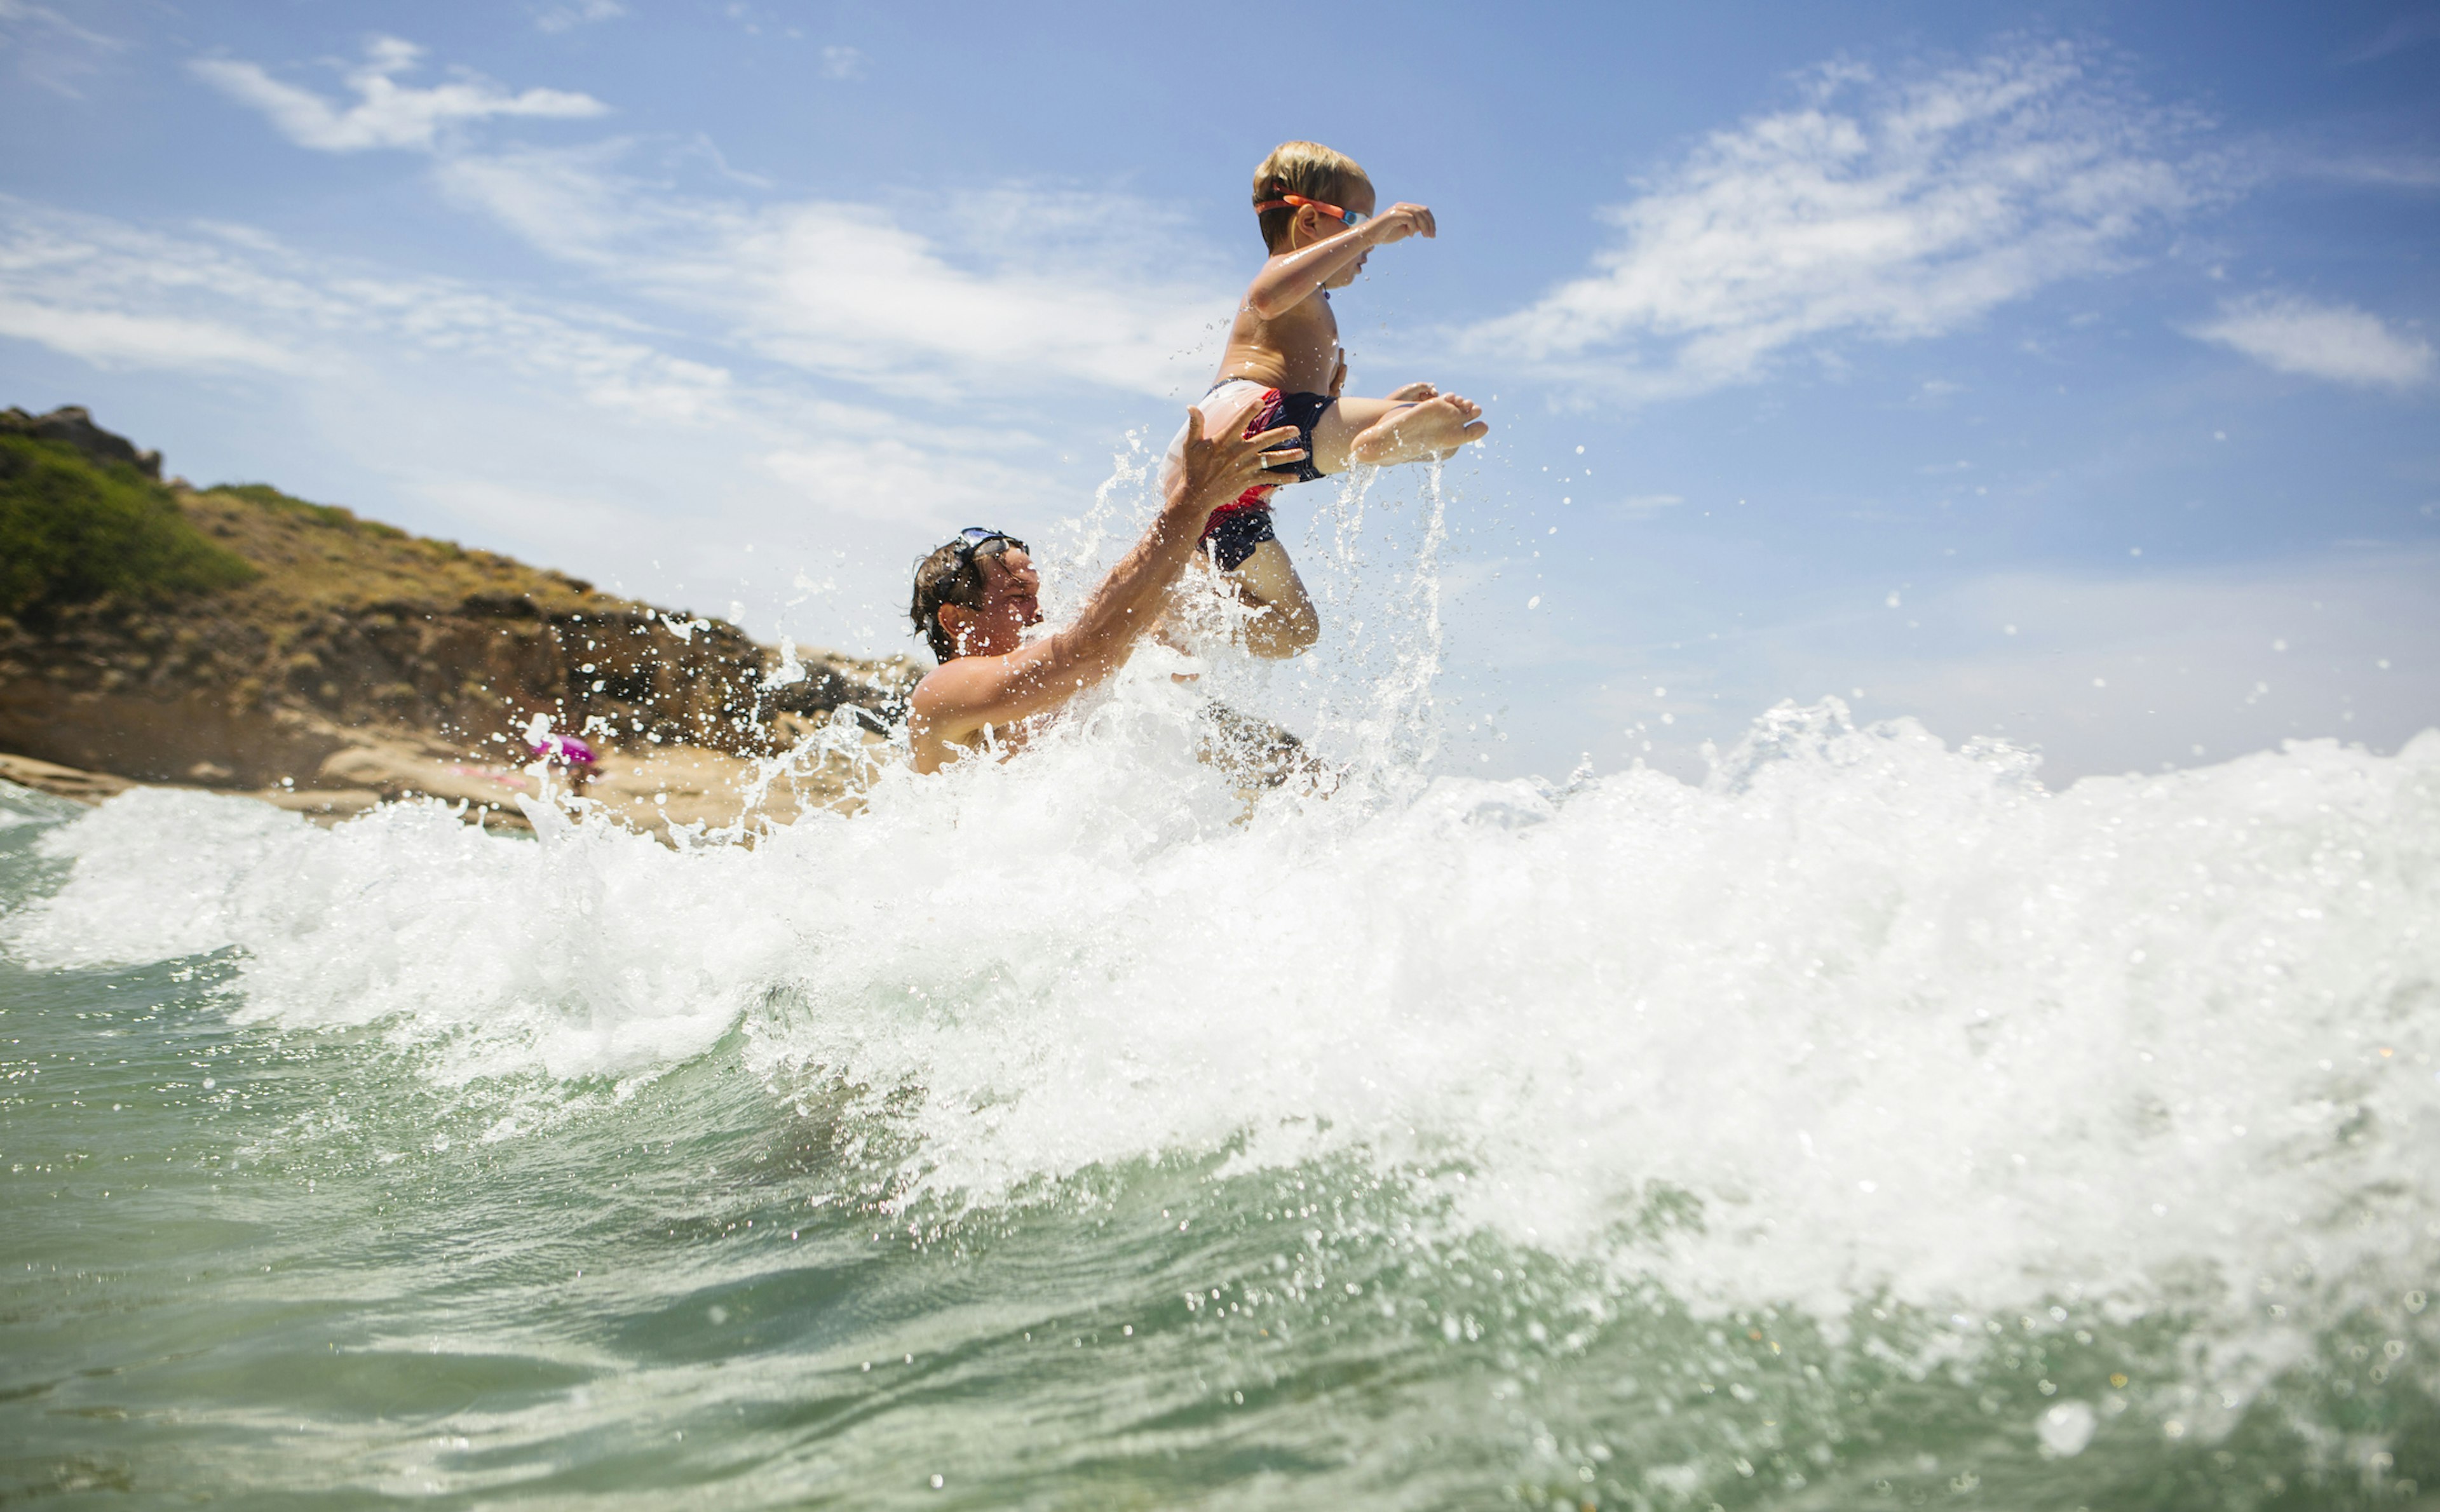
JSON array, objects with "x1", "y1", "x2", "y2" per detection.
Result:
[{"x1": 531, "y1": 734, "x2": 599, "y2": 769}]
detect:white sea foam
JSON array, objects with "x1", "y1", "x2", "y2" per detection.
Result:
[
  {"x1": 6, "y1": 435, "x2": 2436, "y2": 1358},
  {"x1": 7, "y1": 684, "x2": 2437, "y2": 1351}
]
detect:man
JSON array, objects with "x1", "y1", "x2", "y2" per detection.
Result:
[{"x1": 905, "y1": 408, "x2": 1302, "y2": 774}]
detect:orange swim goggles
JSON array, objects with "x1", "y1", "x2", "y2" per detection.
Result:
[{"x1": 1254, "y1": 193, "x2": 1369, "y2": 228}]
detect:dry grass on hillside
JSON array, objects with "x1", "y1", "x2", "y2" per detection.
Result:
[{"x1": 182, "y1": 483, "x2": 617, "y2": 618}]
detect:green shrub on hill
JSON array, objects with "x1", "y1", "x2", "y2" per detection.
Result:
[{"x1": 0, "y1": 435, "x2": 257, "y2": 621}]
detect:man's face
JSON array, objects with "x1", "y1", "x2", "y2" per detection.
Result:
[{"x1": 962, "y1": 544, "x2": 1040, "y2": 651}]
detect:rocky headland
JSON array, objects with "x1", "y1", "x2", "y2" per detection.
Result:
[{"x1": 0, "y1": 406, "x2": 916, "y2": 832}]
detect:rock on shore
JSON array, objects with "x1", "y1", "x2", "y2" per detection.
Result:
[{"x1": 0, "y1": 406, "x2": 917, "y2": 830}]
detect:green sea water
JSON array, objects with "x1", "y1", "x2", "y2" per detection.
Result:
[{"x1": 4, "y1": 704, "x2": 2438, "y2": 1508}]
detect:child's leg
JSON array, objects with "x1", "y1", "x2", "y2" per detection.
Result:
[
  {"x1": 1158, "y1": 384, "x2": 1322, "y2": 659},
  {"x1": 1155, "y1": 534, "x2": 1318, "y2": 659},
  {"x1": 1222, "y1": 536, "x2": 1319, "y2": 658},
  {"x1": 1309, "y1": 392, "x2": 1489, "y2": 474}
]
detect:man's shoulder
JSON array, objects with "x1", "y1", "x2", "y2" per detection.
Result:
[
  {"x1": 909, "y1": 654, "x2": 1022, "y2": 773},
  {"x1": 911, "y1": 654, "x2": 982, "y2": 705},
  {"x1": 911, "y1": 647, "x2": 1017, "y2": 720}
]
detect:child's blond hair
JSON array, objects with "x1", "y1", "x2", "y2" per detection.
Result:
[{"x1": 1252, "y1": 141, "x2": 1370, "y2": 251}]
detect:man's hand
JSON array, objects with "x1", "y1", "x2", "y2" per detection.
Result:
[
  {"x1": 1171, "y1": 405, "x2": 1305, "y2": 512},
  {"x1": 1362, "y1": 202, "x2": 1437, "y2": 245}
]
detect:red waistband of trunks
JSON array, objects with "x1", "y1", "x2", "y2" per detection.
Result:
[
  {"x1": 1201, "y1": 386, "x2": 1296, "y2": 532},
  {"x1": 1205, "y1": 484, "x2": 1277, "y2": 529}
]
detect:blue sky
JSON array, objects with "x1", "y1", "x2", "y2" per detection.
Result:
[{"x1": 3, "y1": 0, "x2": 2434, "y2": 783}]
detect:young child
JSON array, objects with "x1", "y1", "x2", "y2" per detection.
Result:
[{"x1": 1160, "y1": 140, "x2": 1490, "y2": 658}]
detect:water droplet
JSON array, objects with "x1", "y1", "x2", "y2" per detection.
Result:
[{"x1": 2040, "y1": 1394, "x2": 2098, "y2": 1463}]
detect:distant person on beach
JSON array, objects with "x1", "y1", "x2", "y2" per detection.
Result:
[
  {"x1": 905, "y1": 408, "x2": 1300, "y2": 774},
  {"x1": 1158, "y1": 140, "x2": 1491, "y2": 658},
  {"x1": 530, "y1": 731, "x2": 599, "y2": 795}
]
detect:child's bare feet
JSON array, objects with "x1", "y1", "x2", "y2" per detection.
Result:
[
  {"x1": 1349, "y1": 393, "x2": 1488, "y2": 466},
  {"x1": 1385, "y1": 381, "x2": 1439, "y2": 402}
]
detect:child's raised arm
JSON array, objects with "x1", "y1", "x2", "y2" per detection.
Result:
[{"x1": 1242, "y1": 202, "x2": 1437, "y2": 320}]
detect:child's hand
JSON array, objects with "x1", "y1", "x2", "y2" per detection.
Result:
[
  {"x1": 1329, "y1": 354, "x2": 1349, "y2": 399},
  {"x1": 1386, "y1": 381, "x2": 1439, "y2": 403},
  {"x1": 1363, "y1": 202, "x2": 1437, "y2": 245}
]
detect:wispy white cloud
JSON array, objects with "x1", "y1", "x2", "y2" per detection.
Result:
[
  {"x1": 1467, "y1": 41, "x2": 2206, "y2": 401},
  {"x1": 818, "y1": 44, "x2": 867, "y2": 80},
  {"x1": 0, "y1": 209, "x2": 332, "y2": 373},
  {"x1": 0, "y1": 198, "x2": 724, "y2": 411},
  {"x1": 432, "y1": 145, "x2": 1231, "y2": 398},
  {"x1": 429, "y1": 143, "x2": 640, "y2": 261},
  {"x1": 535, "y1": 0, "x2": 625, "y2": 34},
  {"x1": 764, "y1": 432, "x2": 1048, "y2": 528},
  {"x1": 0, "y1": 296, "x2": 309, "y2": 373},
  {"x1": 2313, "y1": 157, "x2": 2440, "y2": 191},
  {"x1": 0, "y1": 0, "x2": 110, "y2": 44},
  {"x1": 2335, "y1": 11, "x2": 2440, "y2": 65},
  {"x1": 2186, "y1": 292, "x2": 2434, "y2": 388},
  {"x1": 0, "y1": 196, "x2": 1102, "y2": 621},
  {"x1": 190, "y1": 36, "x2": 607, "y2": 153},
  {"x1": 2270, "y1": 145, "x2": 2440, "y2": 193},
  {"x1": 181, "y1": 38, "x2": 1224, "y2": 400},
  {"x1": 0, "y1": 0, "x2": 123, "y2": 97}
]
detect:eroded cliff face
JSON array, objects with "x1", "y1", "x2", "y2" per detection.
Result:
[
  {"x1": 0, "y1": 591, "x2": 904, "y2": 789},
  {"x1": 0, "y1": 408, "x2": 916, "y2": 800}
]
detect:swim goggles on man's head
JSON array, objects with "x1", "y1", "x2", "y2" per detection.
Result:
[
  {"x1": 1254, "y1": 193, "x2": 1369, "y2": 228},
  {"x1": 950, "y1": 527, "x2": 1028, "y2": 564}
]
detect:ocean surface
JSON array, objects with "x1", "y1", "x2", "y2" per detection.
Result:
[{"x1": 4, "y1": 470, "x2": 2438, "y2": 1508}]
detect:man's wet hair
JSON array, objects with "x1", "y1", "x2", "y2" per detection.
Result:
[{"x1": 909, "y1": 541, "x2": 985, "y2": 662}]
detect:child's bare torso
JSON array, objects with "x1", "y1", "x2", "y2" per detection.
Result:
[{"x1": 1217, "y1": 285, "x2": 1339, "y2": 395}]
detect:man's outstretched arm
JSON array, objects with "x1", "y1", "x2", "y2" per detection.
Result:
[{"x1": 908, "y1": 411, "x2": 1302, "y2": 752}]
